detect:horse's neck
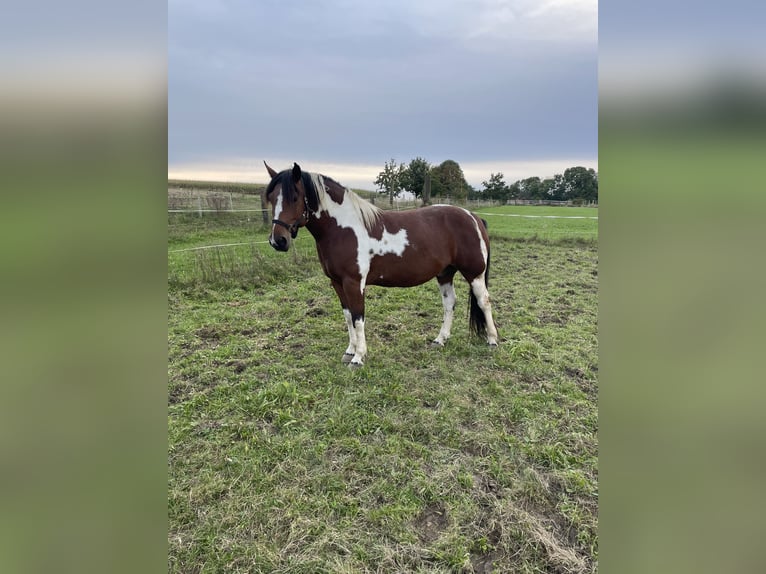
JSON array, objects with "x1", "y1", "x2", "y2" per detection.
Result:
[
  {"x1": 305, "y1": 199, "x2": 361, "y2": 243},
  {"x1": 305, "y1": 212, "x2": 330, "y2": 242},
  {"x1": 306, "y1": 181, "x2": 380, "y2": 241}
]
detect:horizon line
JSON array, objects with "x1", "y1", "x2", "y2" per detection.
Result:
[{"x1": 168, "y1": 157, "x2": 598, "y2": 191}]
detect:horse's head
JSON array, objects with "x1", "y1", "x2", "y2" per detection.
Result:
[{"x1": 265, "y1": 162, "x2": 311, "y2": 252}]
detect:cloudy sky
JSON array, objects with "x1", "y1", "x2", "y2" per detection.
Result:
[{"x1": 168, "y1": 0, "x2": 597, "y2": 189}]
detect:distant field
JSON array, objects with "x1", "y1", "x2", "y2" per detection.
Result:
[
  {"x1": 168, "y1": 180, "x2": 376, "y2": 211},
  {"x1": 168, "y1": 179, "x2": 266, "y2": 194},
  {"x1": 474, "y1": 206, "x2": 598, "y2": 242}
]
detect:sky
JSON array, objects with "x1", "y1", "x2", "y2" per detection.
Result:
[{"x1": 168, "y1": 0, "x2": 598, "y2": 190}]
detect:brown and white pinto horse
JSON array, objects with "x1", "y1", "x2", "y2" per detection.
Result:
[{"x1": 265, "y1": 162, "x2": 498, "y2": 368}]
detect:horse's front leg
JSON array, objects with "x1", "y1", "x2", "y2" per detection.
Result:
[
  {"x1": 341, "y1": 309, "x2": 357, "y2": 363},
  {"x1": 331, "y1": 279, "x2": 357, "y2": 363},
  {"x1": 342, "y1": 278, "x2": 367, "y2": 368}
]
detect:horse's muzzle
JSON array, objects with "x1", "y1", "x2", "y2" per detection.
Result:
[
  {"x1": 269, "y1": 234, "x2": 289, "y2": 251},
  {"x1": 270, "y1": 218, "x2": 299, "y2": 251}
]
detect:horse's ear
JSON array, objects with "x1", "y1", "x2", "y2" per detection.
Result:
[
  {"x1": 292, "y1": 163, "x2": 302, "y2": 184},
  {"x1": 264, "y1": 161, "x2": 278, "y2": 179}
]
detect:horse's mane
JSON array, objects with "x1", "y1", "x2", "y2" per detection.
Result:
[
  {"x1": 267, "y1": 168, "x2": 382, "y2": 231},
  {"x1": 309, "y1": 172, "x2": 382, "y2": 231},
  {"x1": 265, "y1": 170, "x2": 302, "y2": 205}
]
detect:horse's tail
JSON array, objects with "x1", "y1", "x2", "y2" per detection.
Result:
[{"x1": 469, "y1": 218, "x2": 490, "y2": 339}]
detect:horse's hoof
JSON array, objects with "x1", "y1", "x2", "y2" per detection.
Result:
[
  {"x1": 488, "y1": 342, "x2": 499, "y2": 348},
  {"x1": 347, "y1": 361, "x2": 363, "y2": 370},
  {"x1": 341, "y1": 353, "x2": 354, "y2": 364},
  {"x1": 430, "y1": 340, "x2": 445, "y2": 348}
]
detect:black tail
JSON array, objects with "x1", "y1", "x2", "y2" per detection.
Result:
[{"x1": 469, "y1": 218, "x2": 490, "y2": 339}]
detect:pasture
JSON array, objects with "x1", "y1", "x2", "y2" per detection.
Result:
[{"x1": 168, "y1": 203, "x2": 598, "y2": 573}]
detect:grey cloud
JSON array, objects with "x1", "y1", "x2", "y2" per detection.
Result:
[{"x1": 170, "y1": 0, "x2": 596, "y2": 169}]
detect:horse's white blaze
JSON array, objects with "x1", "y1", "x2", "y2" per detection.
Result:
[
  {"x1": 268, "y1": 193, "x2": 285, "y2": 248},
  {"x1": 311, "y1": 172, "x2": 408, "y2": 294},
  {"x1": 434, "y1": 282, "x2": 456, "y2": 345}
]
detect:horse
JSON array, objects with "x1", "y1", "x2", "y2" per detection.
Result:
[{"x1": 264, "y1": 162, "x2": 498, "y2": 368}]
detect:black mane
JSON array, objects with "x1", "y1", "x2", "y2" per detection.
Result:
[{"x1": 265, "y1": 168, "x2": 319, "y2": 212}]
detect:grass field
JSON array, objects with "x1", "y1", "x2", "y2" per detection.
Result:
[{"x1": 168, "y1": 201, "x2": 598, "y2": 573}]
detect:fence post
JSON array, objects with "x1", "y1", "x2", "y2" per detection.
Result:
[
  {"x1": 197, "y1": 195, "x2": 202, "y2": 217},
  {"x1": 260, "y1": 187, "x2": 270, "y2": 226}
]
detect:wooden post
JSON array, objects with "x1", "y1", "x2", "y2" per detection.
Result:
[
  {"x1": 260, "y1": 186, "x2": 270, "y2": 226},
  {"x1": 422, "y1": 173, "x2": 431, "y2": 206}
]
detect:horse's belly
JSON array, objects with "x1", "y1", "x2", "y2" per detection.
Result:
[
  {"x1": 368, "y1": 275, "x2": 430, "y2": 288},
  {"x1": 366, "y1": 254, "x2": 444, "y2": 288}
]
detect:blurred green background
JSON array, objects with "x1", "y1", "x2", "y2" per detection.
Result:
[
  {"x1": 0, "y1": 4, "x2": 167, "y2": 573},
  {"x1": 600, "y1": 4, "x2": 766, "y2": 571}
]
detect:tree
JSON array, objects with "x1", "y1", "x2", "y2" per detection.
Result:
[
  {"x1": 544, "y1": 167, "x2": 598, "y2": 202},
  {"x1": 467, "y1": 184, "x2": 483, "y2": 201},
  {"x1": 422, "y1": 172, "x2": 432, "y2": 205},
  {"x1": 400, "y1": 157, "x2": 431, "y2": 199},
  {"x1": 431, "y1": 160, "x2": 470, "y2": 201},
  {"x1": 481, "y1": 172, "x2": 508, "y2": 201},
  {"x1": 541, "y1": 177, "x2": 557, "y2": 200},
  {"x1": 545, "y1": 174, "x2": 566, "y2": 201},
  {"x1": 562, "y1": 166, "x2": 598, "y2": 202},
  {"x1": 374, "y1": 158, "x2": 405, "y2": 206},
  {"x1": 517, "y1": 176, "x2": 543, "y2": 200}
]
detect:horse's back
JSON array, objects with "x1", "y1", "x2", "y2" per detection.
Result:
[
  {"x1": 366, "y1": 204, "x2": 488, "y2": 285},
  {"x1": 385, "y1": 204, "x2": 487, "y2": 248},
  {"x1": 383, "y1": 204, "x2": 483, "y2": 229}
]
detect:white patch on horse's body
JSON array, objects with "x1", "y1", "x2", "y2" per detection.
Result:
[
  {"x1": 458, "y1": 206, "x2": 489, "y2": 263},
  {"x1": 311, "y1": 172, "x2": 408, "y2": 293}
]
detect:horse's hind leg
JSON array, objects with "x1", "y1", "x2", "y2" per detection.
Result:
[
  {"x1": 433, "y1": 268, "x2": 457, "y2": 347},
  {"x1": 470, "y1": 276, "x2": 499, "y2": 346}
]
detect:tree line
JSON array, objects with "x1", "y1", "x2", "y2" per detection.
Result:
[{"x1": 375, "y1": 158, "x2": 598, "y2": 205}]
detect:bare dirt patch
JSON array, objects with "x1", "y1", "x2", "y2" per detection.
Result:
[
  {"x1": 413, "y1": 503, "x2": 448, "y2": 543},
  {"x1": 196, "y1": 325, "x2": 223, "y2": 340},
  {"x1": 471, "y1": 549, "x2": 502, "y2": 574}
]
